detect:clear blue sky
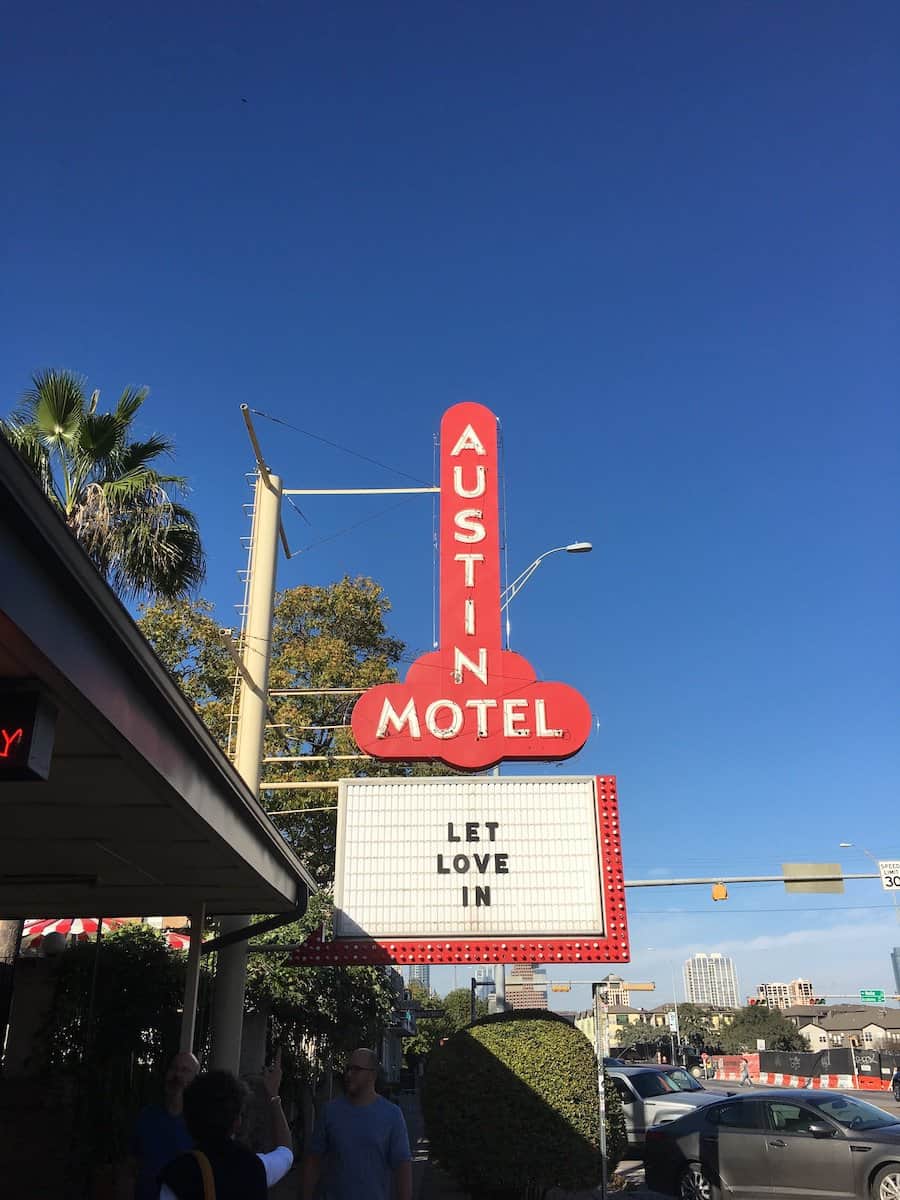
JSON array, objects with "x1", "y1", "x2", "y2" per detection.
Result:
[{"x1": 3, "y1": 2, "x2": 898, "y2": 1006}]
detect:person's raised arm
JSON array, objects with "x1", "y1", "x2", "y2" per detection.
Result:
[{"x1": 262, "y1": 1047, "x2": 292, "y2": 1151}]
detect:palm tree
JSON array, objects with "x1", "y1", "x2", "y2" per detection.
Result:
[
  {"x1": 0, "y1": 372, "x2": 206, "y2": 1045},
  {"x1": 3, "y1": 369, "x2": 204, "y2": 601}
]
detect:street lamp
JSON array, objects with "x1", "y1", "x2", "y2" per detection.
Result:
[
  {"x1": 839, "y1": 842, "x2": 877, "y2": 864},
  {"x1": 501, "y1": 542, "x2": 592, "y2": 647},
  {"x1": 646, "y1": 947, "x2": 681, "y2": 1063},
  {"x1": 840, "y1": 843, "x2": 899, "y2": 922}
]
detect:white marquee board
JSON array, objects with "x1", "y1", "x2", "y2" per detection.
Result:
[{"x1": 333, "y1": 775, "x2": 606, "y2": 940}]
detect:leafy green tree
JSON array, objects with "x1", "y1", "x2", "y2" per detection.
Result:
[
  {"x1": 138, "y1": 581, "x2": 456, "y2": 1096},
  {"x1": 404, "y1": 991, "x2": 452, "y2": 1059},
  {"x1": 34, "y1": 924, "x2": 196, "y2": 1179},
  {"x1": 245, "y1": 890, "x2": 397, "y2": 1086},
  {"x1": 139, "y1": 578, "x2": 450, "y2": 884},
  {"x1": 615, "y1": 1019, "x2": 665, "y2": 1051},
  {"x1": 677, "y1": 1003, "x2": 713, "y2": 1048},
  {"x1": 444, "y1": 986, "x2": 489, "y2": 1030},
  {"x1": 4, "y1": 369, "x2": 204, "y2": 600},
  {"x1": 261, "y1": 578, "x2": 405, "y2": 883},
  {"x1": 137, "y1": 598, "x2": 235, "y2": 745},
  {"x1": 718, "y1": 1005, "x2": 809, "y2": 1053}
]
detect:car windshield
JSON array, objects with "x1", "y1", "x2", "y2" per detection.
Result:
[
  {"x1": 631, "y1": 1072, "x2": 679, "y2": 1099},
  {"x1": 664, "y1": 1069, "x2": 704, "y2": 1092},
  {"x1": 812, "y1": 1095, "x2": 899, "y2": 1132}
]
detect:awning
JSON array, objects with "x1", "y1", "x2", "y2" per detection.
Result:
[
  {"x1": 0, "y1": 433, "x2": 315, "y2": 919},
  {"x1": 21, "y1": 917, "x2": 192, "y2": 951}
]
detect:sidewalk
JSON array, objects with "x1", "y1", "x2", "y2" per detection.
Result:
[
  {"x1": 269, "y1": 1094, "x2": 666, "y2": 1199},
  {"x1": 398, "y1": 1093, "x2": 667, "y2": 1200}
]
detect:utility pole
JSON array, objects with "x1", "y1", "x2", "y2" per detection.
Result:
[{"x1": 210, "y1": 468, "x2": 282, "y2": 1071}]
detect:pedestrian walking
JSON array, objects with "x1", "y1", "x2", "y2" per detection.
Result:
[
  {"x1": 159, "y1": 1049, "x2": 293, "y2": 1199},
  {"x1": 739, "y1": 1056, "x2": 752, "y2": 1088},
  {"x1": 302, "y1": 1048, "x2": 412, "y2": 1200}
]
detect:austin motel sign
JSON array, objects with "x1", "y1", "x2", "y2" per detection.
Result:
[{"x1": 292, "y1": 402, "x2": 628, "y2": 968}]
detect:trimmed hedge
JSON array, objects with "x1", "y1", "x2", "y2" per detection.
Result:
[{"x1": 422, "y1": 1008, "x2": 626, "y2": 1200}]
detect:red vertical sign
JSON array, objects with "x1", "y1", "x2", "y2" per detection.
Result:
[{"x1": 352, "y1": 402, "x2": 592, "y2": 769}]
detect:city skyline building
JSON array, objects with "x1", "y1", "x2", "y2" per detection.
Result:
[
  {"x1": 790, "y1": 979, "x2": 814, "y2": 1006},
  {"x1": 407, "y1": 963, "x2": 431, "y2": 992},
  {"x1": 475, "y1": 965, "x2": 496, "y2": 994},
  {"x1": 594, "y1": 974, "x2": 631, "y2": 1007},
  {"x1": 683, "y1": 952, "x2": 740, "y2": 1008},
  {"x1": 755, "y1": 978, "x2": 815, "y2": 1009},
  {"x1": 506, "y1": 962, "x2": 548, "y2": 1010}
]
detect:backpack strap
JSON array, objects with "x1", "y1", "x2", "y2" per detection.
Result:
[{"x1": 192, "y1": 1150, "x2": 216, "y2": 1200}]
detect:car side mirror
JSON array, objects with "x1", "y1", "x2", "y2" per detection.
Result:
[{"x1": 807, "y1": 1122, "x2": 835, "y2": 1138}]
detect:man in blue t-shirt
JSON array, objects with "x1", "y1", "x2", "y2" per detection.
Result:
[
  {"x1": 127, "y1": 1050, "x2": 199, "y2": 1200},
  {"x1": 303, "y1": 1048, "x2": 412, "y2": 1200}
]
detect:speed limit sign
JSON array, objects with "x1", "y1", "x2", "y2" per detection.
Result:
[{"x1": 878, "y1": 861, "x2": 900, "y2": 891}]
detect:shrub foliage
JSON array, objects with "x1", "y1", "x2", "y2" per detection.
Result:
[{"x1": 422, "y1": 1009, "x2": 625, "y2": 1199}]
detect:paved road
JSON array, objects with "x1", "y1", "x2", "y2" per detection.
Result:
[{"x1": 748, "y1": 1083, "x2": 900, "y2": 1113}]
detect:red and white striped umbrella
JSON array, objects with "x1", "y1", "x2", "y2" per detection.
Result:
[
  {"x1": 163, "y1": 930, "x2": 191, "y2": 950},
  {"x1": 22, "y1": 918, "x2": 191, "y2": 951}
]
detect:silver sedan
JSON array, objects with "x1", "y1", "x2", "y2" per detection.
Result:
[{"x1": 643, "y1": 1089, "x2": 900, "y2": 1200}]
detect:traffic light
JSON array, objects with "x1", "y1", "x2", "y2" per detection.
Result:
[{"x1": 711, "y1": 882, "x2": 728, "y2": 901}]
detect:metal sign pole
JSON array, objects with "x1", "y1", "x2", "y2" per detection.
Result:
[{"x1": 593, "y1": 987, "x2": 608, "y2": 1200}]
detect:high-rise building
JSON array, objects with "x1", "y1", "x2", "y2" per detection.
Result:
[
  {"x1": 475, "y1": 965, "x2": 496, "y2": 994},
  {"x1": 892, "y1": 948, "x2": 900, "y2": 996},
  {"x1": 683, "y1": 953, "x2": 740, "y2": 1008},
  {"x1": 506, "y1": 963, "x2": 548, "y2": 1010},
  {"x1": 756, "y1": 982, "x2": 791, "y2": 1008},
  {"x1": 789, "y1": 979, "x2": 814, "y2": 1006},
  {"x1": 407, "y1": 964, "x2": 431, "y2": 992},
  {"x1": 755, "y1": 979, "x2": 814, "y2": 1009},
  {"x1": 594, "y1": 974, "x2": 631, "y2": 1007}
]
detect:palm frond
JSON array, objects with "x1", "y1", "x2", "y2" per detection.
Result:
[
  {"x1": 114, "y1": 435, "x2": 176, "y2": 477},
  {"x1": 78, "y1": 412, "x2": 122, "y2": 464},
  {"x1": 22, "y1": 369, "x2": 86, "y2": 446},
  {"x1": 103, "y1": 489, "x2": 205, "y2": 601},
  {"x1": 0, "y1": 419, "x2": 60, "y2": 505},
  {"x1": 113, "y1": 386, "x2": 150, "y2": 427}
]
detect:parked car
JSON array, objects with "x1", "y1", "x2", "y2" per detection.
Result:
[
  {"x1": 644, "y1": 1088, "x2": 900, "y2": 1200},
  {"x1": 892, "y1": 1069, "x2": 900, "y2": 1103},
  {"x1": 603, "y1": 1056, "x2": 628, "y2": 1067},
  {"x1": 606, "y1": 1065, "x2": 725, "y2": 1150}
]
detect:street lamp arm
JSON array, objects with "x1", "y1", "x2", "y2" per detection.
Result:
[{"x1": 500, "y1": 546, "x2": 572, "y2": 611}]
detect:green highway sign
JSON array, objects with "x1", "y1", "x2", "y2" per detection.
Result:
[{"x1": 860, "y1": 989, "x2": 885, "y2": 1004}]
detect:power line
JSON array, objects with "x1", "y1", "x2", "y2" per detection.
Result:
[
  {"x1": 630, "y1": 903, "x2": 897, "y2": 916},
  {"x1": 249, "y1": 408, "x2": 433, "y2": 485},
  {"x1": 296, "y1": 495, "x2": 418, "y2": 553}
]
